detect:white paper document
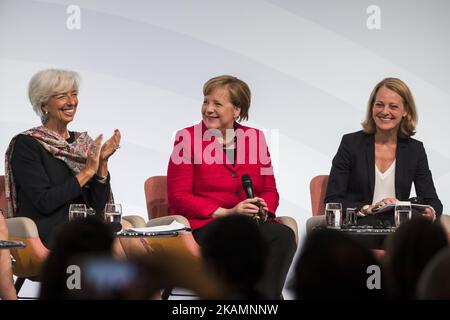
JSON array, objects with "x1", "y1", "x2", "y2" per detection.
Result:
[
  {"x1": 372, "y1": 202, "x2": 431, "y2": 214},
  {"x1": 128, "y1": 220, "x2": 189, "y2": 234}
]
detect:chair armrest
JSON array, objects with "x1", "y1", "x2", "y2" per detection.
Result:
[
  {"x1": 439, "y1": 214, "x2": 450, "y2": 233},
  {"x1": 306, "y1": 215, "x2": 326, "y2": 235},
  {"x1": 6, "y1": 217, "x2": 49, "y2": 278},
  {"x1": 6, "y1": 217, "x2": 39, "y2": 238},
  {"x1": 275, "y1": 216, "x2": 299, "y2": 245},
  {"x1": 146, "y1": 215, "x2": 191, "y2": 229},
  {"x1": 122, "y1": 215, "x2": 146, "y2": 228}
]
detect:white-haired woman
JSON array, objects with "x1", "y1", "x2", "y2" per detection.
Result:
[{"x1": 4, "y1": 69, "x2": 121, "y2": 248}]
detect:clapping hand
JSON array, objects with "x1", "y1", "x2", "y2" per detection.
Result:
[
  {"x1": 100, "y1": 129, "x2": 121, "y2": 162},
  {"x1": 77, "y1": 131, "x2": 120, "y2": 187},
  {"x1": 85, "y1": 134, "x2": 103, "y2": 175}
]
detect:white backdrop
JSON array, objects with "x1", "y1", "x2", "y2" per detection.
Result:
[{"x1": 1, "y1": 0, "x2": 450, "y2": 298}]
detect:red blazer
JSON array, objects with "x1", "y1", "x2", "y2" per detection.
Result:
[{"x1": 167, "y1": 121, "x2": 279, "y2": 230}]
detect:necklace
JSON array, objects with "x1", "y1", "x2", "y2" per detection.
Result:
[{"x1": 222, "y1": 134, "x2": 237, "y2": 149}]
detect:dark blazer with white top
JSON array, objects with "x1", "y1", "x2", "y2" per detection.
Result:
[{"x1": 324, "y1": 130, "x2": 443, "y2": 216}]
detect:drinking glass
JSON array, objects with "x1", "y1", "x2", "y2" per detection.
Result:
[
  {"x1": 343, "y1": 208, "x2": 358, "y2": 227},
  {"x1": 69, "y1": 204, "x2": 87, "y2": 221},
  {"x1": 104, "y1": 203, "x2": 122, "y2": 231},
  {"x1": 325, "y1": 203, "x2": 342, "y2": 228},
  {"x1": 395, "y1": 201, "x2": 412, "y2": 227}
]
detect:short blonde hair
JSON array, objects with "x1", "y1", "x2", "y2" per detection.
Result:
[
  {"x1": 362, "y1": 78, "x2": 417, "y2": 137},
  {"x1": 28, "y1": 69, "x2": 80, "y2": 123},
  {"x1": 203, "y1": 75, "x2": 251, "y2": 122}
]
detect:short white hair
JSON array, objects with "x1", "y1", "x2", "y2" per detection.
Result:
[{"x1": 28, "y1": 69, "x2": 80, "y2": 123}]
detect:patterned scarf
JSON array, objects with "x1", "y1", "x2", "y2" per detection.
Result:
[{"x1": 4, "y1": 126, "x2": 95, "y2": 218}]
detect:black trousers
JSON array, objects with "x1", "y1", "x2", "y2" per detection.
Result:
[{"x1": 193, "y1": 220, "x2": 297, "y2": 299}]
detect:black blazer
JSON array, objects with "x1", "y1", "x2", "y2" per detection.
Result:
[
  {"x1": 10, "y1": 134, "x2": 111, "y2": 248},
  {"x1": 325, "y1": 131, "x2": 443, "y2": 216}
]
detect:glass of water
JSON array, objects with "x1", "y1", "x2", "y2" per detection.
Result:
[
  {"x1": 325, "y1": 203, "x2": 342, "y2": 228},
  {"x1": 104, "y1": 203, "x2": 122, "y2": 231},
  {"x1": 69, "y1": 204, "x2": 87, "y2": 221},
  {"x1": 343, "y1": 208, "x2": 358, "y2": 227},
  {"x1": 395, "y1": 201, "x2": 412, "y2": 227}
]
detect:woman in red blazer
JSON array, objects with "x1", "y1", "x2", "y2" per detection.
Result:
[{"x1": 167, "y1": 75, "x2": 296, "y2": 299}]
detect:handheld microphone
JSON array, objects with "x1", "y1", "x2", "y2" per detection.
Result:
[
  {"x1": 241, "y1": 174, "x2": 267, "y2": 223},
  {"x1": 241, "y1": 174, "x2": 254, "y2": 199}
]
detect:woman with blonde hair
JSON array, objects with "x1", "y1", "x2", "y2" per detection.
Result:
[
  {"x1": 167, "y1": 75, "x2": 297, "y2": 299},
  {"x1": 325, "y1": 78, "x2": 442, "y2": 223}
]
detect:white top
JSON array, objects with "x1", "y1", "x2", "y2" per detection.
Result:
[{"x1": 372, "y1": 161, "x2": 396, "y2": 204}]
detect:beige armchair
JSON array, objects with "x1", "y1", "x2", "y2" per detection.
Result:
[{"x1": 144, "y1": 175, "x2": 299, "y2": 299}]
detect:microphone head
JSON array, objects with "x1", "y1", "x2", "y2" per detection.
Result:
[
  {"x1": 241, "y1": 174, "x2": 254, "y2": 198},
  {"x1": 241, "y1": 174, "x2": 252, "y2": 186}
]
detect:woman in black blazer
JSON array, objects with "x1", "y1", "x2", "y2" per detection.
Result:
[
  {"x1": 325, "y1": 78, "x2": 442, "y2": 222},
  {"x1": 5, "y1": 69, "x2": 121, "y2": 248}
]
